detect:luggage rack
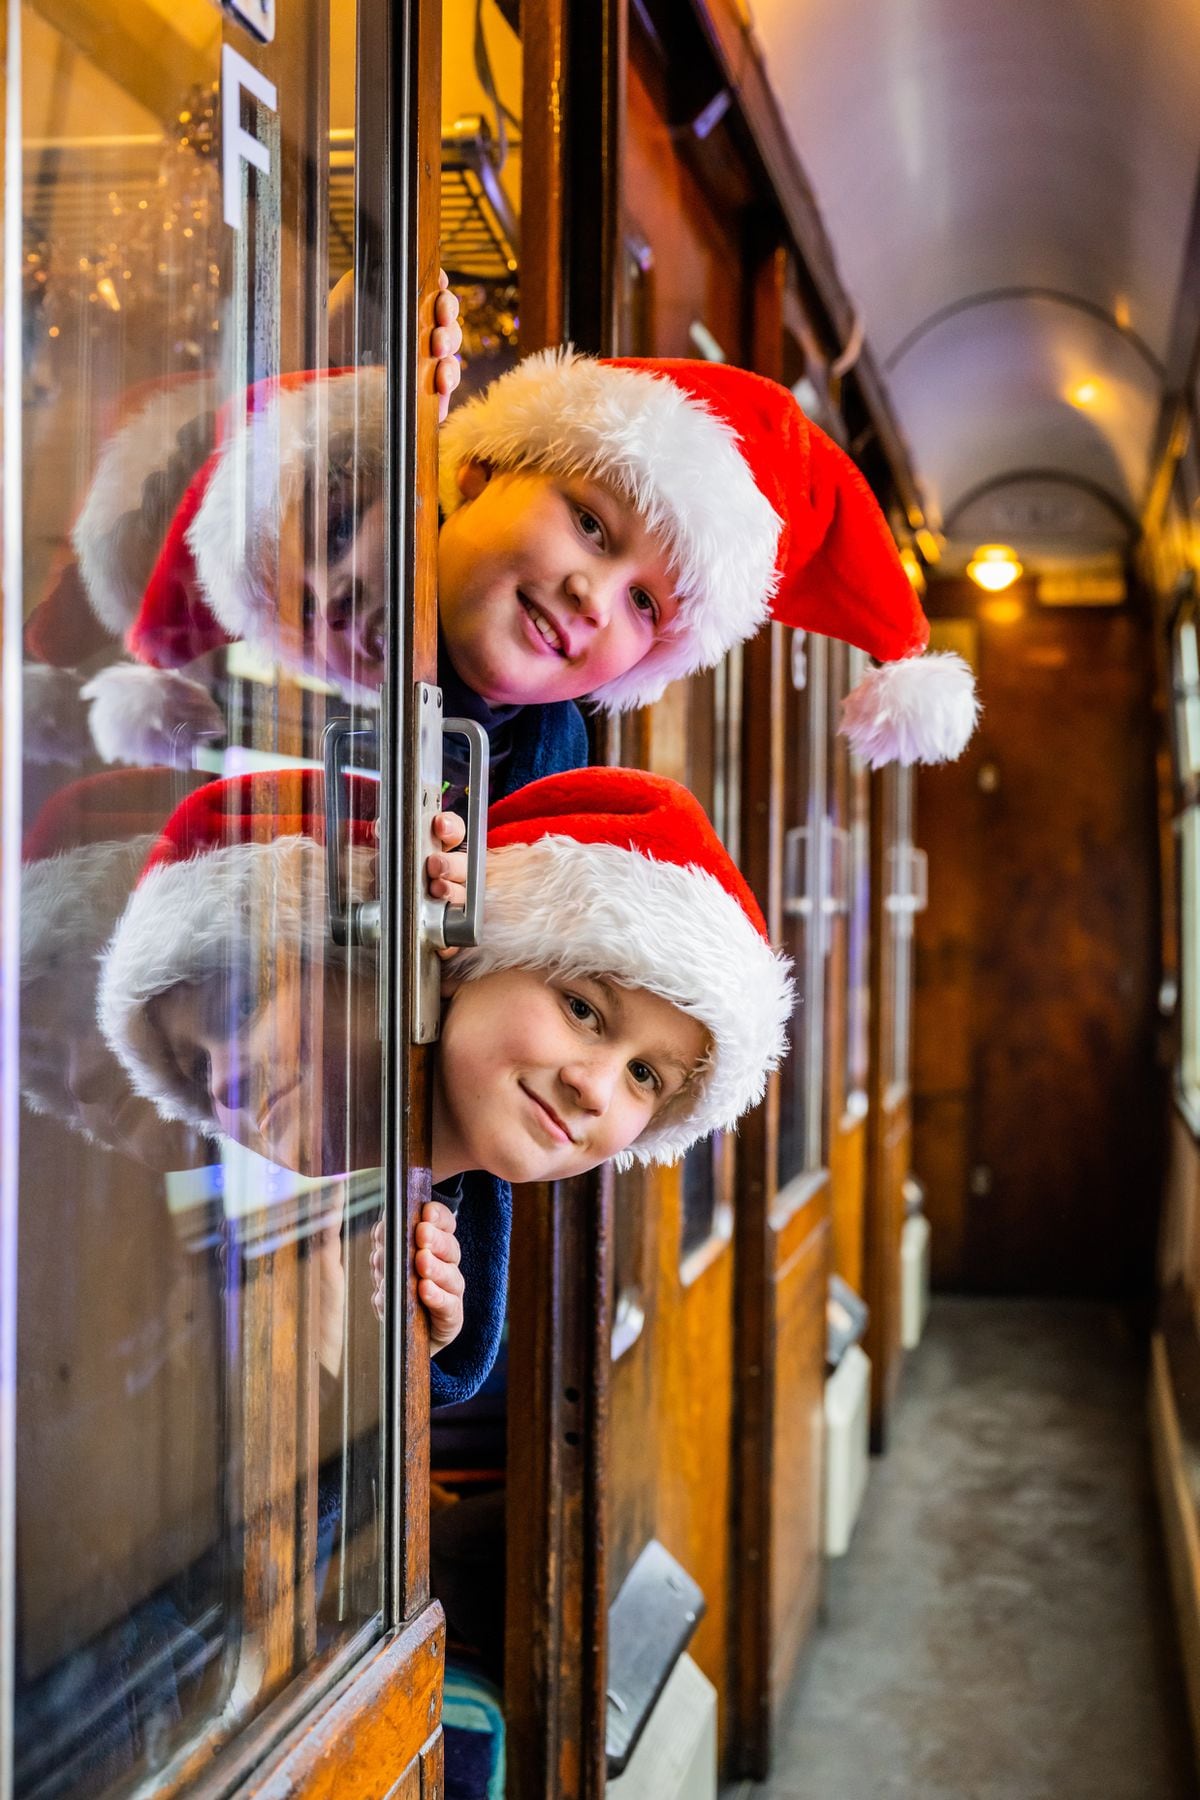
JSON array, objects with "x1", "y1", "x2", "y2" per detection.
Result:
[{"x1": 440, "y1": 114, "x2": 520, "y2": 282}]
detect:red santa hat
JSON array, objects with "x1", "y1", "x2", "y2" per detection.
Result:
[
  {"x1": 463, "y1": 766, "x2": 793, "y2": 1167},
  {"x1": 107, "y1": 367, "x2": 379, "y2": 674},
  {"x1": 97, "y1": 766, "x2": 373, "y2": 1134},
  {"x1": 82, "y1": 368, "x2": 382, "y2": 764},
  {"x1": 100, "y1": 764, "x2": 791, "y2": 1165},
  {"x1": 21, "y1": 769, "x2": 196, "y2": 1118},
  {"x1": 439, "y1": 349, "x2": 978, "y2": 761}
]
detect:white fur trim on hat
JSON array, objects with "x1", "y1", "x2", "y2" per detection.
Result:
[
  {"x1": 98, "y1": 836, "x2": 331, "y2": 1134},
  {"x1": 452, "y1": 836, "x2": 792, "y2": 1166},
  {"x1": 840, "y1": 650, "x2": 980, "y2": 768},
  {"x1": 20, "y1": 835, "x2": 156, "y2": 1121},
  {"x1": 190, "y1": 369, "x2": 386, "y2": 657},
  {"x1": 22, "y1": 837, "x2": 155, "y2": 988},
  {"x1": 82, "y1": 661, "x2": 226, "y2": 768},
  {"x1": 439, "y1": 349, "x2": 782, "y2": 713},
  {"x1": 72, "y1": 380, "x2": 217, "y2": 636}
]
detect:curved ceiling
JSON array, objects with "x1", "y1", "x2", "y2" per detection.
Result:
[{"x1": 750, "y1": 0, "x2": 1200, "y2": 568}]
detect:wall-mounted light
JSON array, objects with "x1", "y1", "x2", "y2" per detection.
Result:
[
  {"x1": 967, "y1": 544, "x2": 1023, "y2": 592},
  {"x1": 1067, "y1": 379, "x2": 1099, "y2": 408}
]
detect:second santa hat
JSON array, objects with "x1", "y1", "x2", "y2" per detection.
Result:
[
  {"x1": 100, "y1": 763, "x2": 792, "y2": 1166},
  {"x1": 440, "y1": 350, "x2": 978, "y2": 761}
]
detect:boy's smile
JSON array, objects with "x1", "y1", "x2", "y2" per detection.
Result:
[
  {"x1": 438, "y1": 464, "x2": 684, "y2": 707},
  {"x1": 432, "y1": 966, "x2": 710, "y2": 1184},
  {"x1": 149, "y1": 958, "x2": 383, "y2": 1178}
]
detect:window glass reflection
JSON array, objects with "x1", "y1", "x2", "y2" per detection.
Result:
[{"x1": 13, "y1": 0, "x2": 391, "y2": 1791}]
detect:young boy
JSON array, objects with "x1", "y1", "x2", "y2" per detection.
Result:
[
  {"x1": 83, "y1": 349, "x2": 977, "y2": 780},
  {"x1": 97, "y1": 762, "x2": 792, "y2": 1402}
]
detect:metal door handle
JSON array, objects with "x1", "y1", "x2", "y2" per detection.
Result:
[
  {"x1": 323, "y1": 720, "x2": 381, "y2": 947},
  {"x1": 410, "y1": 686, "x2": 491, "y2": 1042},
  {"x1": 440, "y1": 718, "x2": 488, "y2": 947}
]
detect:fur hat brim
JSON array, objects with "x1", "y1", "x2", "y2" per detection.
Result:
[
  {"x1": 98, "y1": 836, "x2": 329, "y2": 1134},
  {"x1": 452, "y1": 836, "x2": 792, "y2": 1166}
]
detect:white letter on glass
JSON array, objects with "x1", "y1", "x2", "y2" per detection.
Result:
[{"x1": 222, "y1": 44, "x2": 278, "y2": 231}]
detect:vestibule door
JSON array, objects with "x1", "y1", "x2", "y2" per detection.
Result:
[{"x1": 2, "y1": 0, "x2": 446, "y2": 1793}]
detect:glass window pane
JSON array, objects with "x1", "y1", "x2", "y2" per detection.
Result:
[
  {"x1": 442, "y1": 0, "x2": 521, "y2": 400},
  {"x1": 1181, "y1": 808, "x2": 1200, "y2": 1104},
  {"x1": 12, "y1": 2, "x2": 398, "y2": 1790},
  {"x1": 777, "y1": 631, "x2": 829, "y2": 1188}
]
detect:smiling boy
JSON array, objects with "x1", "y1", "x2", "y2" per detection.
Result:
[
  {"x1": 87, "y1": 345, "x2": 977, "y2": 781},
  {"x1": 97, "y1": 764, "x2": 792, "y2": 1401}
]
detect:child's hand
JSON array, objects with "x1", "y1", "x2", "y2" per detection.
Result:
[
  {"x1": 370, "y1": 1201, "x2": 464, "y2": 1354},
  {"x1": 433, "y1": 272, "x2": 462, "y2": 423},
  {"x1": 416, "y1": 1199, "x2": 464, "y2": 1353},
  {"x1": 370, "y1": 1216, "x2": 387, "y2": 1325},
  {"x1": 427, "y1": 810, "x2": 468, "y2": 959}
]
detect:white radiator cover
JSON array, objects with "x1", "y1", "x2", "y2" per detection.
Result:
[
  {"x1": 606, "y1": 1654, "x2": 717, "y2": 1800},
  {"x1": 824, "y1": 1343, "x2": 872, "y2": 1557},
  {"x1": 901, "y1": 1213, "x2": 932, "y2": 1350}
]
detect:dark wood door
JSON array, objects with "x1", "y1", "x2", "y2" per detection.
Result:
[{"x1": 914, "y1": 598, "x2": 1162, "y2": 1295}]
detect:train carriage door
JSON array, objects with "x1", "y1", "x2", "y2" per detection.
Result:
[{"x1": 3, "y1": 0, "x2": 450, "y2": 1793}]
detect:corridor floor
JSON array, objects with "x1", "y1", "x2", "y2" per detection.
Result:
[{"x1": 750, "y1": 1299, "x2": 1197, "y2": 1800}]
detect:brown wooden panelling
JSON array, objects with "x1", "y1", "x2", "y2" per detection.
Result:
[
  {"x1": 768, "y1": 1197, "x2": 829, "y2": 1706},
  {"x1": 246, "y1": 1610, "x2": 444, "y2": 1799},
  {"x1": 914, "y1": 598, "x2": 1164, "y2": 1295},
  {"x1": 828, "y1": 1113, "x2": 868, "y2": 1294}
]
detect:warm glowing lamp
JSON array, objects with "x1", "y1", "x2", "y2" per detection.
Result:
[
  {"x1": 967, "y1": 544, "x2": 1023, "y2": 592},
  {"x1": 1068, "y1": 379, "x2": 1099, "y2": 408}
]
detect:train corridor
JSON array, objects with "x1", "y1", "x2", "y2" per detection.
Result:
[{"x1": 747, "y1": 1301, "x2": 1197, "y2": 1800}]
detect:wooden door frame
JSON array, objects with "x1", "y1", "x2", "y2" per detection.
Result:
[{"x1": 502, "y1": 4, "x2": 625, "y2": 1796}]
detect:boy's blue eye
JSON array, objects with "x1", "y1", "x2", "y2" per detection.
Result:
[
  {"x1": 575, "y1": 505, "x2": 604, "y2": 541},
  {"x1": 630, "y1": 587, "x2": 658, "y2": 625}
]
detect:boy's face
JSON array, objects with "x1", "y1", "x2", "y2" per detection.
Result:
[
  {"x1": 433, "y1": 966, "x2": 709, "y2": 1184},
  {"x1": 437, "y1": 464, "x2": 683, "y2": 707},
  {"x1": 150, "y1": 956, "x2": 382, "y2": 1177}
]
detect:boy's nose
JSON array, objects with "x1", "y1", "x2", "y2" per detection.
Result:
[
  {"x1": 561, "y1": 1055, "x2": 618, "y2": 1115},
  {"x1": 208, "y1": 1044, "x2": 249, "y2": 1117},
  {"x1": 564, "y1": 568, "x2": 614, "y2": 629}
]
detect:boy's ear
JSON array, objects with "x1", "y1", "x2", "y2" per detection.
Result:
[
  {"x1": 456, "y1": 459, "x2": 492, "y2": 503},
  {"x1": 439, "y1": 959, "x2": 465, "y2": 999}
]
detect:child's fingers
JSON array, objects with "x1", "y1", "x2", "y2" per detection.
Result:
[
  {"x1": 415, "y1": 1249, "x2": 465, "y2": 1296},
  {"x1": 415, "y1": 1220, "x2": 461, "y2": 1264},
  {"x1": 432, "y1": 810, "x2": 467, "y2": 851},
  {"x1": 421, "y1": 1200, "x2": 458, "y2": 1232}
]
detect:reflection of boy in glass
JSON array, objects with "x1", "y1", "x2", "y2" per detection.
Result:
[
  {"x1": 19, "y1": 770, "x2": 211, "y2": 1168},
  {"x1": 98, "y1": 766, "x2": 793, "y2": 1399}
]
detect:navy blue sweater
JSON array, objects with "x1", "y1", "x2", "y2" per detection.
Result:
[{"x1": 427, "y1": 691, "x2": 588, "y2": 1409}]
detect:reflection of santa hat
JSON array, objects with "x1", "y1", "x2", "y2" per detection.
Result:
[
  {"x1": 440, "y1": 350, "x2": 978, "y2": 760},
  {"x1": 459, "y1": 766, "x2": 793, "y2": 1167},
  {"x1": 21, "y1": 769, "x2": 197, "y2": 1116},
  {"x1": 83, "y1": 369, "x2": 380, "y2": 764},
  {"x1": 98, "y1": 768, "x2": 374, "y2": 1132},
  {"x1": 114, "y1": 367, "x2": 378, "y2": 670}
]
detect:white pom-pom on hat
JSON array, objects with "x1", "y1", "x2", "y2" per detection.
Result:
[{"x1": 841, "y1": 651, "x2": 981, "y2": 769}]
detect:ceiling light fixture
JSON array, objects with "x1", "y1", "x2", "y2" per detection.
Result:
[{"x1": 967, "y1": 545, "x2": 1023, "y2": 593}]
